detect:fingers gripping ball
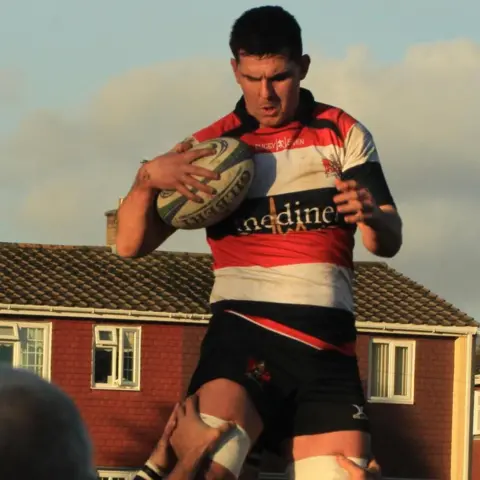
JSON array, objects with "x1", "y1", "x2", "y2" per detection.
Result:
[{"x1": 156, "y1": 137, "x2": 255, "y2": 230}]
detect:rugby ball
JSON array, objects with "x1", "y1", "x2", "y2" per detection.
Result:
[{"x1": 156, "y1": 137, "x2": 254, "y2": 229}]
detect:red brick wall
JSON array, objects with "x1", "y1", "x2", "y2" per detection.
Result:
[
  {"x1": 51, "y1": 318, "x2": 186, "y2": 468},
  {"x1": 356, "y1": 334, "x2": 455, "y2": 480}
]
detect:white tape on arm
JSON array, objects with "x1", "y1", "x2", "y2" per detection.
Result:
[{"x1": 200, "y1": 413, "x2": 252, "y2": 478}]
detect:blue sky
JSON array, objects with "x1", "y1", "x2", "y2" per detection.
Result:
[
  {"x1": 1, "y1": 0, "x2": 479, "y2": 320},
  {"x1": 1, "y1": 0, "x2": 478, "y2": 119}
]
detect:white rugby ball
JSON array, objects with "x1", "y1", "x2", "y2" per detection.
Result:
[{"x1": 156, "y1": 137, "x2": 254, "y2": 230}]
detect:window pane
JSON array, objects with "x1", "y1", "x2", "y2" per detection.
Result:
[
  {"x1": 122, "y1": 331, "x2": 135, "y2": 383},
  {"x1": 371, "y1": 343, "x2": 389, "y2": 397},
  {"x1": 98, "y1": 330, "x2": 114, "y2": 343},
  {"x1": 19, "y1": 328, "x2": 44, "y2": 376},
  {"x1": 0, "y1": 343, "x2": 14, "y2": 365},
  {"x1": 394, "y1": 346, "x2": 408, "y2": 396},
  {"x1": 95, "y1": 348, "x2": 113, "y2": 384}
]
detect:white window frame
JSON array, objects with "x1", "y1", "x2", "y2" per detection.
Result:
[
  {"x1": 0, "y1": 321, "x2": 52, "y2": 380},
  {"x1": 97, "y1": 469, "x2": 135, "y2": 480},
  {"x1": 92, "y1": 325, "x2": 141, "y2": 391},
  {"x1": 367, "y1": 338, "x2": 416, "y2": 405},
  {"x1": 473, "y1": 390, "x2": 480, "y2": 436}
]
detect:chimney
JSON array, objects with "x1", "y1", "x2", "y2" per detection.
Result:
[{"x1": 105, "y1": 198, "x2": 124, "y2": 249}]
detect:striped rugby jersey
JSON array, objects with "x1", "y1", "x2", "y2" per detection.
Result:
[{"x1": 186, "y1": 88, "x2": 395, "y2": 353}]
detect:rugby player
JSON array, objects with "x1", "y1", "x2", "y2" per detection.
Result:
[{"x1": 117, "y1": 6, "x2": 402, "y2": 480}]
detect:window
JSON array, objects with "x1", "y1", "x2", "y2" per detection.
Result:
[
  {"x1": 97, "y1": 470, "x2": 135, "y2": 480},
  {"x1": 368, "y1": 339, "x2": 415, "y2": 404},
  {"x1": 92, "y1": 326, "x2": 141, "y2": 390},
  {"x1": 473, "y1": 391, "x2": 480, "y2": 436},
  {"x1": 0, "y1": 321, "x2": 51, "y2": 379}
]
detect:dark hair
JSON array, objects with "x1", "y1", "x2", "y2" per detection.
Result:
[{"x1": 229, "y1": 6, "x2": 303, "y2": 61}]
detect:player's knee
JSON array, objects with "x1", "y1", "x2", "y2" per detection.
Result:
[
  {"x1": 200, "y1": 413, "x2": 252, "y2": 480},
  {"x1": 286, "y1": 456, "x2": 369, "y2": 480}
]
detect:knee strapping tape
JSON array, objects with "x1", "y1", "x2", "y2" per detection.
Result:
[
  {"x1": 287, "y1": 455, "x2": 368, "y2": 480},
  {"x1": 200, "y1": 413, "x2": 252, "y2": 479}
]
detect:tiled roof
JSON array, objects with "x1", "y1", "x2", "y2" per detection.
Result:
[{"x1": 0, "y1": 242, "x2": 476, "y2": 327}]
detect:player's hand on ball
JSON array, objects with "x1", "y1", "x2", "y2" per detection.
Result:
[
  {"x1": 141, "y1": 142, "x2": 220, "y2": 203},
  {"x1": 333, "y1": 179, "x2": 379, "y2": 225}
]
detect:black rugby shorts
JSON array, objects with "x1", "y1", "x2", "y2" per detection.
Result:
[{"x1": 187, "y1": 309, "x2": 370, "y2": 456}]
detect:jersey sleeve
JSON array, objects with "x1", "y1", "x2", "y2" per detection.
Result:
[{"x1": 339, "y1": 114, "x2": 396, "y2": 208}]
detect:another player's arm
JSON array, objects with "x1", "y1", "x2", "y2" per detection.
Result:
[{"x1": 339, "y1": 119, "x2": 403, "y2": 258}]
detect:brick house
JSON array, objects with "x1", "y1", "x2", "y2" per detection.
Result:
[{"x1": 0, "y1": 211, "x2": 477, "y2": 480}]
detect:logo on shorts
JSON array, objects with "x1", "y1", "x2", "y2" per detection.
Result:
[
  {"x1": 352, "y1": 404, "x2": 368, "y2": 420},
  {"x1": 246, "y1": 358, "x2": 271, "y2": 385}
]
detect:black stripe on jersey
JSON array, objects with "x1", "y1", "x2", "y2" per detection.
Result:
[
  {"x1": 211, "y1": 300, "x2": 357, "y2": 346},
  {"x1": 308, "y1": 118, "x2": 343, "y2": 139},
  {"x1": 206, "y1": 187, "x2": 352, "y2": 239},
  {"x1": 342, "y1": 162, "x2": 396, "y2": 208}
]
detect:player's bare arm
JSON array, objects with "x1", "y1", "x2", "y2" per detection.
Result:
[
  {"x1": 334, "y1": 179, "x2": 402, "y2": 258},
  {"x1": 116, "y1": 145, "x2": 218, "y2": 258}
]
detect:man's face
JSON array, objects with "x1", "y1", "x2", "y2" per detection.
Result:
[{"x1": 231, "y1": 52, "x2": 310, "y2": 128}]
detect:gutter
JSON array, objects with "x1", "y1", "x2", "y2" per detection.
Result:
[
  {"x1": 1, "y1": 304, "x2": 477, "y2": 336},
  {"x1": 356, "y1": 321, "x2": 478, "y2": 337},
  {"x1": 0, "y1": 303, "x2": 210, "y2": 324}
]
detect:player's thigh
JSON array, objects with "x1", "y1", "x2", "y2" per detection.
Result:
[
  {"x1": 286, "y1": 430, "x2": 371, "y2": 480},
  {"x1": 186, "y1": 311, "x2": 270, "y2": 480},
  {"x1": 292, "y1": 429, "x2": 371, "y2": 459},
  {"x1": 283, "y1": 400, "x2": 371, "y2": 480},
  {"x1": 286, "y1": 351, "x2": 371, "y2": 479},
  {"x1": 198, "y1": 377, "x2": 264, "y2": 442},
  {"x1": 195, "y1": 378, "x2": 264, "y2": 480}
]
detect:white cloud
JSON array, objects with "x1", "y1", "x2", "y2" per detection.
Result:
[{"x1": 1, "y1": 40, "x2": 479, "y2": 318}]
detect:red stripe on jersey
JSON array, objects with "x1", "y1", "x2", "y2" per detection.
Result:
[
  {"x1": 191, "y1": 105, "x2": 358, "y2": 152},
  {"x1": 226, "y1": 310, "x2": 356, "y2": 356},
  {"x1": 193, "y1": 112, "x2": 242, "y2": 143},
  {"x1": 208, "y1": 229, "x2": 354, "y2": 270}
]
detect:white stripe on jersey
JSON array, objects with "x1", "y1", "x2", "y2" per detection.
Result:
[
  {"x1": 341, "y1": 122, "x2": 380, "y2": 172},
  {"x1": 248, "y1": 144, "x2": 340, "y2": 199},
  {"x1": 210, "y1": 262, "x2": 354, "y2": 312}
]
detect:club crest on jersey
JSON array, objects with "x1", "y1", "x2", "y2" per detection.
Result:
[
  {"x1": 246, "y1": 358, "x2": 271, "y2": 385},
  {"x1": 322, "y1": 158, "x2": 342, "y2": 178}
]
